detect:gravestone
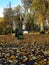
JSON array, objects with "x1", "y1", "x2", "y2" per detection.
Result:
[
  {"x1": 16, "y1": 15, "x2": 23, "y2": 39},
  {"x1": 15, "y1": 28, "x2": 18, "y2": 37}
]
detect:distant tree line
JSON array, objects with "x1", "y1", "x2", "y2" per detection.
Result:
[{"x1": 0, "y1": 0, "x2": 49, "y2": 34}]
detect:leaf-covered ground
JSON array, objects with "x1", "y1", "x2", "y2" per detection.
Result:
[{"x1": 0, "y1": 34, "x2": 49, "y2": 44}]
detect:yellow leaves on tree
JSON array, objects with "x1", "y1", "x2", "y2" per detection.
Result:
[{"x1": 35, "y1": 12, "x2": 45, "y2": 25}]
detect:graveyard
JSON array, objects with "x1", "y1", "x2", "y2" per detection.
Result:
[{"x1": 0, "y1": 0, "x2": 49, "y2": 65}]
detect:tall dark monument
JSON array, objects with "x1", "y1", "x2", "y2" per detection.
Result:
[{"x1": 15, "y1": 14, "x2": 23, "y2": 39}]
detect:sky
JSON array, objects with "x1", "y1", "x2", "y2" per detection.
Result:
[{"x1": 0, "y1": 0, "x2": 22, "y2": 17}]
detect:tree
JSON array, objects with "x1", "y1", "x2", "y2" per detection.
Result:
[
  {"x1": 21, "y1": 0, "x2": 32, "y2": 8},
  {"x1": 30, "y1": 0, "x2": 49, "y2": 31},
  {"x1": 21, "y1": 0, "x2": 33, "y2": 31},
  {"x1": 26, "y1": 14, "x2": 34, "y2": 31},
  {"x1": 3, "y1": 3, "x2": 14, "y2": 34},
  {"x1": 4, "y1": 8, "x2": 14, "y2": 33},
  {"x1": 4, "y1": 7, "x2": 14, "y2": 26},
  {"x1": 14, "y1": 5, "x2": 23, "y2": 28},
  {"x1": 14, "y1": 5, "x2": 22, "y2": 15}
]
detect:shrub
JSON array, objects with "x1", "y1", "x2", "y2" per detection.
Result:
[
  {"x1": 5, "y1": 28, "x2": 12, "y2": 34},
  {"x1": 0, "y1": 25, "x2": 3, "y2": 35}
]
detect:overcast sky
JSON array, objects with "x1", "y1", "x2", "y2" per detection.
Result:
[{"x1": 0, "y1": 0, "x2": 22, "y2": 17}]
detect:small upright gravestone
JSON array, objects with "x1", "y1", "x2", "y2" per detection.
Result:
[
  {"x1": 17, "y1": 29, "x2": 23, "y2": 39},
  {"x1": 15, "y1": 19, "x2": 23, "y2": 39},
  {"x1": 15, "y1": 28, "x2": 18, "y2": 37}
]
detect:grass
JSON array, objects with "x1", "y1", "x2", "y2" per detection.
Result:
[{"x1": 0, "y1": 17, "x2": 4, "y2": 23}]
